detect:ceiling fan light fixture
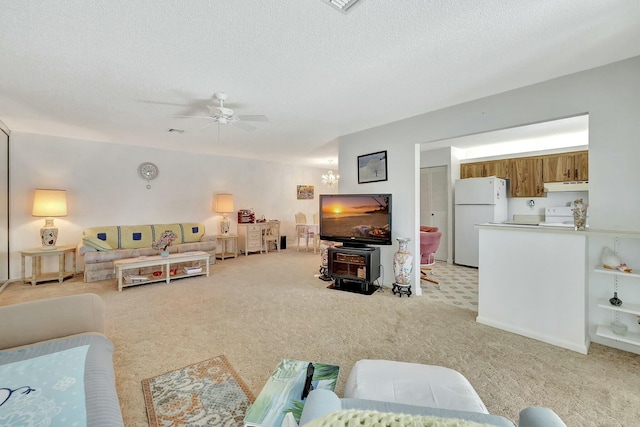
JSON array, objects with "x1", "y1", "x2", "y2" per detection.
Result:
[{"x1": 322, "y1": 0, "x2": 361, "y2": 13}]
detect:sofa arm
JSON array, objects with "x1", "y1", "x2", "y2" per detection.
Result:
[
  {"x1": 300, "y1": 389, "x2": 343, "y2": 426},
  {"x1": 201, "y1": 234, "x2": 217, "y2": 242},
  {"x1": 519, "y1": 407, "x2": 566, "y2": 427},
  {"x1": 0, "y1": 293, "x2": 105, "y2": 350},
  {"x1": 78, "y1": 243, "x2": 98, "y2": 256}
]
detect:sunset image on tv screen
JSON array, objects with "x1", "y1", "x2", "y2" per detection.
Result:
[{"x1": 320, "y1": 195, "x2": 390, "y2": 240}]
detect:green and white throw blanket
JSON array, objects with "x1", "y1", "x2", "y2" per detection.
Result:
[
  {"x1": 0, "y1": 345, "x2": 89, "y2": 426},
  {"x1": 0, "y1": 334, "x2": 123, "y2": 427},
  {"x1": 303, "y1": 409, "x2": 497, "y2": 427}
]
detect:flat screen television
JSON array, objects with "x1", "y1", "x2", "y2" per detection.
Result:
[{"x1": 319, "y1": 193, "x2": 392, "y2": 247}]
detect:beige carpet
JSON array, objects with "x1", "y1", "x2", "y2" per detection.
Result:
[{"x1": 1, "y1": 250, "x2": 639, "y2": 426}]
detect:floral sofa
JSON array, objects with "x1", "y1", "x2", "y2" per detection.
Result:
[{"x1": 78, "y1": 222, "x2": 217, "y2": 282}]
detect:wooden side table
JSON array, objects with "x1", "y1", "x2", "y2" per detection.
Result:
[
  {"x1": 20, "y1": 245, "x2": 76, "y2": 286},
  {"x1": 215, "y1": 234, "x2": 238, "y2": 260}
]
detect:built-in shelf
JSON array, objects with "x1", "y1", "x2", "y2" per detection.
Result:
[
  {"x1": 593, "y1": 266, "x2": 640, "y2": 279},
  {"x1": 597, "y1": 300, "x2": 640, "y2": 316},
  {"x1": 596, "y1": 324, "x2": 640, "y2": 346}
]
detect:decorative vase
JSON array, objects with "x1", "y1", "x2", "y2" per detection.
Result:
[
  {"x1": 318, "y1": 241, "x2": 334, "y2": 280},
  {"x1": 609, "y1": 292, "x2": 623, "y2": 306},
  {"x1": 611, "y1": 320, "x2": 628, "y2": 336},
  {"x1": 572, "y1": 198, "x2": 587, "y2": 230},
  {"x1": 393, "y1": 237, "x2": 413, "y2": 286},
  {"x1": 160, "y1": 250, "x2": 169, "y2": 258}
]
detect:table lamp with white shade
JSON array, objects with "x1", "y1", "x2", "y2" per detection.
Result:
[
  {"x1": 214, "y1": 194, "x2": 234, "y2": 235},
  {"x1": 32, "y1": 189, "x2": 67, "y2": 249}
]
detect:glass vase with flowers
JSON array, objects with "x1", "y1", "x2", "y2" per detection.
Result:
[{"x1": 153, "y1": 230, "x2": 177, "y2": 257}]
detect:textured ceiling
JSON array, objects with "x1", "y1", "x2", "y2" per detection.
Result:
[{"x1": 1, "y1": 1, "x2": 639, "y2": 167}]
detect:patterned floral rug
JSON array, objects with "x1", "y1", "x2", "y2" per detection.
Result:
[{"x1": 142, "y1": 355, "x2": 254, "y2": 427}]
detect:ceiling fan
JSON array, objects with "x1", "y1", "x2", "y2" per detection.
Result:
[{"x1": 176, "y1": 92, "x2": 268, "y2": 132}]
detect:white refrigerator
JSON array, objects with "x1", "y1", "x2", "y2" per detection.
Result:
[{"x1": 454, "y1": 177, "x2": 508, "y2": 267}]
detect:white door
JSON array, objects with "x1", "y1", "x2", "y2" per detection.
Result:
[{"x1": 420, "y1": 166, "x2": 448, "y2": 261}]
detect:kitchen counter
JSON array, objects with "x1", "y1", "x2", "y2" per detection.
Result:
[
  {"x1": 479, "y1": 223, "x2": 640, "y2": 238},
  {"x1": 475, "y1": 224, "x2": 589, "y2": 354},
  {"x1": 483, "y1": 222, "x2": 581, "y2": 231},
  {"x1": 475, "y1": 223, "x2": 640, "y2": 355}
]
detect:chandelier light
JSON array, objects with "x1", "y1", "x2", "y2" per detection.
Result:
[{"x1": 321, "y1": 160, "x2": 339, "y2": 187}]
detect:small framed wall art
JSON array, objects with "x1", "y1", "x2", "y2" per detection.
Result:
[
  {"x1": 297, "y1": 185, "x2": 314, "y2": 200},
  {"x1": 358, "y1": 150, "x2": 388, "y2": 184}
]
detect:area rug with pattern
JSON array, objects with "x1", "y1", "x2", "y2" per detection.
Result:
[{"x1": 142, "y1": 355, "x2": 255, "y2": 427}]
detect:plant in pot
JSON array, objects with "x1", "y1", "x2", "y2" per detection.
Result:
[{"x1": 153, "y1": 230, "x2": 177, "y2": 257}]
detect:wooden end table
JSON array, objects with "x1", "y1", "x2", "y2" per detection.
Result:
[
  {"x1": 215, "y1": 234, "x2": 238, "y2": 260},
  {"x1": 20, "y1": 245, "x2": 76, "y2": 286}
]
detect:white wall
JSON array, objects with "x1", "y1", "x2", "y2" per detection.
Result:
[
  {"x1": 10, "y1": 132, "x2": 336, "y2": 279},
  {"x1": 508, "y1": 191, "x2": 589, "y2": 221},
  {"x1": 338, "y1": 139, "x2": 418, "y2": 292},
  {"x1": 338, "y1": 55, "x2": 640, "y2": 295}
]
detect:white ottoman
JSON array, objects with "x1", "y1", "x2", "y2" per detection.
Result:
[{"x1": 344, "y1": 359, "x2": 489, "y2": 414}]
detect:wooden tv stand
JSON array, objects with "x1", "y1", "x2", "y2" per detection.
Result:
[{"x1": 328, "y1": 245, "x2": 381, "y2": 294}]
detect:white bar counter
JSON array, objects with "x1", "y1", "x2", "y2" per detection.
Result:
[{"x1": 475, "y1": 223, "x2": 589, "y2": 354}]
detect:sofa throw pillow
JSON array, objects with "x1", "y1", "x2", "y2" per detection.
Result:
[
  {"x1": 181, "y1": 223, "x2": 205, "y2": 243},
  {"x1": 120, "y1": 225, "x2": 153, "y2": 249},
  {"x1": 83, "y1": 236, "x2": 112, "y2": 251},
  {"x1": 83, "y1": 226, "x2": 119, "y2": 249}
]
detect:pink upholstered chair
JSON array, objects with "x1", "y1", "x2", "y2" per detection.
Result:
[{"x1": 420, "y1": 230, "x2": 442, "y2": 286}]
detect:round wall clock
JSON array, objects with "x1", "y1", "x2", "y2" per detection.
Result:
[{"x1": 138, "y1": 162, "x2": 159, "y2": 189}]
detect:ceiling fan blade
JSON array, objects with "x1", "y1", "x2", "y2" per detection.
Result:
[
  {"x1": 174, "y1": 115, "x2": 214, "y2": 120},
  {"x1": 140, "y1": 95, "x2": 212, "y2": 116},
  {"x1": 233, "y1": 122, "x2": 257, "y2": 131},
  {"x1": 237, "y1": 115, "x2": 268, "y2": 122},
  {"x1": 192, "y1": 121, "x2": 217, "y2": 132},
  {"x1": 139, "y1": 100, "x2": 189, "y2": 107}
]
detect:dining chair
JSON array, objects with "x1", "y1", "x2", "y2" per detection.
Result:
[
  {"x1": 312, "y1": 213, "x2": 320, "y2": 254},
  {"x1": 295, "y1": 212, "x2": 314, "y2": 251},
  {"x1": 263, "y1": 221, "x2": 280, "y2": 253}
]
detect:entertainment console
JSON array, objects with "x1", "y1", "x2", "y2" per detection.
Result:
[{"x1": 328, "y1": 246, "x2": 381, "y2": 294}]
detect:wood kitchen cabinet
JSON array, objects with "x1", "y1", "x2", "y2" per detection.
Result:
[
  {"x1": 542, "y1": 151, "x2": 589, "y2": 182},
  {"x1": 508, "y1": 157, "x2": 544, "y2": 197},
  {"x1": 460, "y1": 150, "x2": 588, "y2": 197},
  {"x1": 460, "y1": 160, "x2": 508, "y2": 179},
  {"x1": 460, "y1": 162, "x2": 484, "y2": 179}
]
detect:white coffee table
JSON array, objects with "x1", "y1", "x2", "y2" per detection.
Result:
[{"x1": 114, "y1": 251, "x2": 210, "y2": 292}]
